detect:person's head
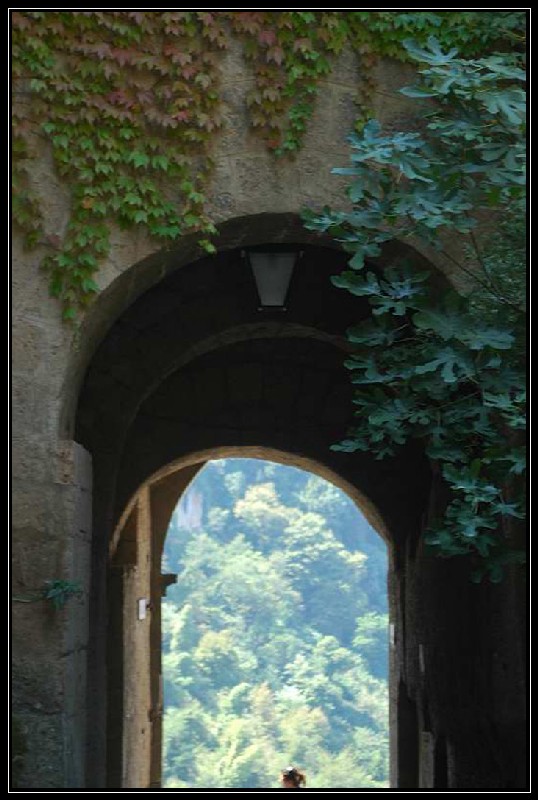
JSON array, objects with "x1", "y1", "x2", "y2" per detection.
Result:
[{"x1": 280, "y1": 766, "x2": 306, "y2": 788}]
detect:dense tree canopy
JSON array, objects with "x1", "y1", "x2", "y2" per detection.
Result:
[{"x1": 162, "y1": 459, "x2": 388, "y2": 789}]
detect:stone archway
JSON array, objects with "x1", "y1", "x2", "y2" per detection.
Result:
[
  {"x1": 11, "y1": 17, "x2": 526, "y2": 781},
  {"x1": 72, "y1": 214, "x2": 435, "y2": 787},
  {"x1": 70, "y1": 213, "x2": 525, "y2": 790}
]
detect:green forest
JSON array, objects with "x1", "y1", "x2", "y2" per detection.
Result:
[{"x1": 162, "y1": 459, "x2": 389, "y2": 789}]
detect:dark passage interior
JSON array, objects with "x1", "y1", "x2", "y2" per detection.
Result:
[{"x1": 73, "y1": 214, "x2": 526, "y2": 789}]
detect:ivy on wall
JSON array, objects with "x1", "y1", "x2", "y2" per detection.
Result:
[{"x1": 11, "y1": 10, "x2": 525, "y2": 320}]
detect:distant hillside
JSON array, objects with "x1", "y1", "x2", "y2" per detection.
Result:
[{"x1": 162, "y1": 458, "x2": 389, "y2": 789}]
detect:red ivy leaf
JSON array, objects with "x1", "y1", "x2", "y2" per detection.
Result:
[
  {"x1": 277, "y1": 15, "x2": 294, "y2": 30},
  {"x1": 203, "y1": 27, "x2": 226, "y2": 46},
  {"x1": 46, "y1": 18, "x2": 66, "y2": 36},
  {"x1": 95, "y1": 43, "x2": 111, "y2": 60},
  {"x1": 127, "y1": 11, "x2": 145, "y2": 25},
  {"x1": 258, "y1": 29, "x2": 277, "y2": 47},
  {"x1": 163, "y1": 46, "x2": 192, "y2": 67},
  {"x1": 246, "y1": 89, "x2": 262, "y2": 106},
  {"x1": 201, "y1": 51, "x2": 218, "y2": 67},
  {"x1": 181, "y1": 65, "x2": 197, "y2": 80},
  {"x1": 266, "y1": 46, "x2": 284, "y2": 66},
  {"x1": 232, "y1": 12, "x2": 263, "y2": 34},
  {"x1": 262, "y1": 87, "x2": 281, "y2": 102},
  {"x1": 102, "y1": 62, "x2": 119, "y2": 81},
  {"x1": 163, "y1": 11, "x2": 188, "y2": 23},
  {"x1": 107, "y1": 90, "x2": 132, "y2": 108},
  {"x1": 164, "y1": 22, "x2": 181, "y2": 36},
  {"x1": 251, "y1": 113, "x2": 268, "y2": 128},
  {"x1": 197, "y1": 12, "x2": 214, "y2": 26},
  {"x1": 12, "y1": 12, "x2": 29, "y2": 30},
  {"x1": 294, "y1": 38, "x2": 312, "y2": 53},
  {"x1": 158, "y1": 86, "x2": 173, "y2": 101},
  {"x1": 177, "y1": 52, "x2": 193, "y2": 66},
  {"x1": 111, "y1": 48, "x2": 134, "y2": 67},
  {"x1": 46, "y1": 233, "x2": 62, "y2": 248},
  {"x1": 91, "y1": 96, "x2": 108, "y2": 111},
  {"x1": 144, "y1": 107, "x2": 162, "y2": 124},
  {"x1": 136, "y1": 90, "x2": 154, "y2": 105}
]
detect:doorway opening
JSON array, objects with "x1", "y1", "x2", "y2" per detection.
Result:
[
  {"x1": 72, "y1": 215, "x2": 434, "y2": 787},
  {"x1": 161, "y1": 457, "x2": 389, "y2": 789}
]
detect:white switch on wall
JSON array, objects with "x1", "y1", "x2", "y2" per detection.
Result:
[{"x1": 138, "y1": 598, "x2": 148, "y2": 620}]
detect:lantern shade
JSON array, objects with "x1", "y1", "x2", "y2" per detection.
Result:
[{"x1": 248, "y1": 251, "x2": 297, "y2": 310}]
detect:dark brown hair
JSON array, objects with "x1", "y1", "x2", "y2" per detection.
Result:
[{"x1": 281, "y1": 766, "x2": 306, "y2": 788}]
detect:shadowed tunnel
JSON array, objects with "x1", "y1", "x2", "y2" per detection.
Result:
[{"x1": 72, "y1": 214, "x2": 526, "y2": 789}]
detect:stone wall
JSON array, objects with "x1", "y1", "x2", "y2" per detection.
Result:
[{"x1": 11, "y1": 40, "x2": 526, "y2": 790}]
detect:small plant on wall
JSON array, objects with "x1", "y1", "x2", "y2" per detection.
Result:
[{"x1": 13, "y1": 579, "x2": 83, "y2": 609}]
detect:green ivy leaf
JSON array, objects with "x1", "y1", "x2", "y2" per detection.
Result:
[
  {"x1": 129, "y1": 152, "x2": 151, "y2": 168},
  {"x1": 62, "y1": 307, "x2": 76, "y2": 321}
]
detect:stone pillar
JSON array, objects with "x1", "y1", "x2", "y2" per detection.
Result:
[
  {"x1": 121, "y1": 487, "x2": 153, "y2": 789},
  {"x1": 12, "y1": 440, "x2": 92, "y2": 789},
  {"x1": 403, "y1": 541, "x2": 526, "y2": 789},
  {"x1": 61, "y1": 442, "x2": 93, "y2": 788},
  {"x1": 147, "y1": 465, "x2": 202, "y2": 788}
]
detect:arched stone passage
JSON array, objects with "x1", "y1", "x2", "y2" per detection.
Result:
[
  {"x1": 72, "y1": 217, "x2": 437, "y2": 788},
  {"x1": 63, "y1": 211, "x2": 440, "y2": 442},
  {"x1": 73, "y1": 213, "x2": 437, "y2": 579},
  {"x1": 10, "y1": 23, "x2": 525, "y2": 783},
  {"x1": 69, "y1": 214, "x2": 525, "y2": 790}
]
